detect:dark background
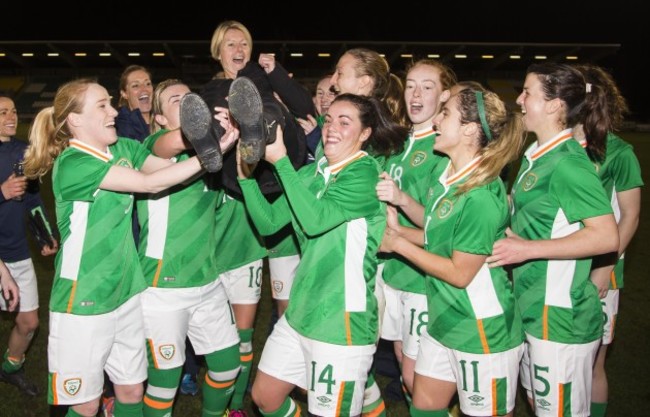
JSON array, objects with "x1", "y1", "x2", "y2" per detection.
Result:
[{"x1": 4, "y1": 1, "x2": 648, "y2": 120}]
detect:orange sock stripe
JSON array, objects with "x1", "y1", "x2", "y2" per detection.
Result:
[
  {"x1": 542, "y1": 305, "x2": 549, "y2": 340},
  {"x1": 344, "y1": 312, "x2": 352, "y2": 345},
  {"x1": 336, "y1": 381, "x2": 346, "y2": 416},
  {"x1": 292, "y1": 403, "x2": 302, "y2": 417},
  {"x1": 66, "y1": 281, "x2": 77, "y2": 313},
  {"x1": 204, "y1": 375, "x2": 235, "y2": 389},
  {"x1": 152, "y1": 259, "x2": 163, "y2": 287},
  {"x1": 147, "y1": 339, "x2": 159, "y2": 369},
  {"x1": 51, "y1": 373, "x2": 59, "y2": 404},
  {"x1": 240, "y1": 353, "x2": 254, "y2": 362},
  {"x1": 476, "y1": 319, "x2": 490, "y2": 354},
  {"x1": 144, "y1": 395, "x2": 174, "y2": 409},
  {"x1": 364, "y1": 400, "x2": 386, "y2": 417},
  {"x1": 609, "y1": 270, "x2": 618, "y2": 289},
  {"x1": 491, "y1": 378, "x2": 497, "y2": 416}
]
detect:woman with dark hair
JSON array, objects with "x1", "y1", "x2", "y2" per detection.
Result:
[{"x1": 487, "y1": 63, "x2": 620, "y2": 417}]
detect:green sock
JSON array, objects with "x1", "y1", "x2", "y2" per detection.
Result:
[
  {"x1": 65, "y1": 407, "x2": 84, "y2": 417},
  {"x1": 259, "y1": 396, "x2": 301, "y2": 417},
  {"x1": 230, "y1": 328, "x2": 254, "y2": 409},
  {"x1": 203, "y1": 344, "x2": 241, "y2": 417},
  {"x1": 2, "y1": 350, "x2": 24, "y2": 373},
  {"x1": 143, "y1": 366, "x2": 181, "y2": 417},
  {"x1": 114, "y1": 400, "x2": 144, "y2": 417},
  {"x1": 591, "y1": 402, "x2": 608, "y2": 417},
  {"x1": 409, "y1": 405, "x2": 449, "y2": 417},
  {"x1": 361, "y1": 373, "x2": 386, "y2": 416}
]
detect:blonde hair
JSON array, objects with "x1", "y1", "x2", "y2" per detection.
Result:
[
  {"x1": 453, "y1": 83, "x2": 524, "y2": 194},
  {"x1": 23, "y1": 79, "x2": 95, "y2": 179},
  {"x1": 150, "y1": 79, "x2": 186, "y2": 134},
  {"x1": 210, "y1": 20, "x2": 253, "y2": 62},
  {"x1": 344, "y1": 48, "x2": 407, "y2": 126}
]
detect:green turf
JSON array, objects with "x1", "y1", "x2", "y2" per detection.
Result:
[{"x1": 2, "y1": 132, "x2": 649, "y2": 416}]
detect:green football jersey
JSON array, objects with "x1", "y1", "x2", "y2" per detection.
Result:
[
  {"x1": 265, "y1": 224, "x2": 300, "y2": 259},
  {"x1": 240, "y1": 152, "x2": 385, "y2": 346},
  {"x1": 579, "y1": 133, "x2": 644, "y2": 289},
  {"x1": 136, "y1": 130, "x2": 220, "y2": 288},
  {"x1": 423, "y1": 158, "x2": 524, "y2": 354},
  {"x1": 50, "y1": 138, "x2": 150, "y2": 315},
  {"x1": 511, "y1": 130, "x2": 613, "y2": 344},
  {"x1": 214, "y1": 190, "x2": 266, "y2": 272},
  {"x1": 382, "y1": 127, "x2": 446, "y2": 293}
]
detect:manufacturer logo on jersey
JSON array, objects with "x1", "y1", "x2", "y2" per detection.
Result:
[
  {"x1": 159, "y1": 345, "x2": 176, "y2": 360},
  {"x1": 410, "y1": 151, "x2": 427, "y2": 167},
  {"x1": 273, "y1": 280, "x2": 284, "y2": 295},
  {"x1": 536, "y1": 398, "x2": 551, "y2": 411},
  {"x1": 436, "y1": 198, "x2": 453, "y2": 219},
  {"x1": 63, "y1": 378, "x2": 82, "y2": 396},
  {"x1": 522, "y1": 172, "x2": 538, "y2": 191},
  {"x1": 116, "y1": 157, "x2": 134, "y2": 169},
  {"x1": 427, "y1": 187, "x2": 435, "y2": 200},
  {"x1": 468, "y1": 394, "x2": 484, "y2": 405}
]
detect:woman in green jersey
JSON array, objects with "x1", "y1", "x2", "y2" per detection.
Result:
[
  {"x1": 487, "y1": 63, "x2": 620, "y2": 417},
  {"x1": 573, "y1": 64, "x2": 643, "y2": 417},
  {"x1": 374, "y1": 59, "x2": 456, "y2": 399},
  {"x1": 237, "y1": 90, "x2": 406, "y2": 417},
  {"x1": 380, "y1": 82, "x2": 525, "y2": 417},
  {"x1": 22, "y1": 79, "x2": 227, "y2": 417}
]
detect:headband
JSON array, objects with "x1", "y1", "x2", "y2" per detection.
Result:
[{"x1": 475, "y1": 91, "x2": 493, "y2": 141}]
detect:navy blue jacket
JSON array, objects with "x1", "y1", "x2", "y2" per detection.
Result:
[{"x1": 0, "y1": 138, "x2": 55, "y2": 262}]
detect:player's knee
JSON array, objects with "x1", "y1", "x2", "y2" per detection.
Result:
[
  {"x1": 15, "y1": 312, "x2": 39, "y2": 334},
  {"x1": 114, "y1": 383, "x2": 144, "y2": 403},
  {"x1": 72, "y1": 399, "x2": 101, "y2": 416}
]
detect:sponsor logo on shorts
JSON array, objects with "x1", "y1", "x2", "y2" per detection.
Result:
[
  {"x1": 159, "y1": 344, "x2": 175, "y2": 360},
  {"x1": 436, "y1": 198, "x2": 453, "y2": 219},
  {"x1": 536, "y1": 398, "x2": 551, "y2": 411},
  {"x1": 63, "y1": 378, "x2": 82, "y2": 396},
  {"x1": 273, "y1": 280, "x2": 284, "y2": 295},
  {"x1": 468, "y1": 394, "x2": 484, "y2": 406},
  {"x1": 522, "y1": 172, "x2": 538, "y2": 191},
  {"x1": 411, "y1": 151, "x2": 427, "y2": 167}
]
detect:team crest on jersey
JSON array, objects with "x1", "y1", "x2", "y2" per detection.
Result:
[
  {"x1": 115, "y1": 157, "x2": 134, "y2": 169},
  {"x1": 436, "y1": 198, "x2": 453, "y2": 219},
  {"x1": 159, "y1": 344, "x2": 176, "y2": 360},
  {"x1": 63, "y1": 378, "x2": 82, "y2": 396},
  {"x1": 521, "y1": 172, "x2": 538, "y2": 191},
  {"x1": 273, "y1": 280, "x2": 283, "y2": 294},
  {"x1": 410, "y1": 151, "x2": 427, "y2": 167}
]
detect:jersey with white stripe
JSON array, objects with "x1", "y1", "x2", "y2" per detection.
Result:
[
  {"x1": 136, "y1": 130, "x2": 221, "y2": 288},
  {"x1": 50, "y1": 138, "x2": 150, "y2": 314},
  {"x1": 241, "y1": 153, "x2": 385, "y2": 346},
  {"x1": 511, "y1": 130, "x2": 612, "y2": 343},
  {"x1": 423, "y1": 158, "x2": 523, "y2": 354}
]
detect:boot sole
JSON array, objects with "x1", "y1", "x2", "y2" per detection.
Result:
[
  {"x1": 228, "y1": 77, "x2": 265, "y2": 164},
  {"x1": 179, "y1": 93, "x2": 223, "y2": 172}
]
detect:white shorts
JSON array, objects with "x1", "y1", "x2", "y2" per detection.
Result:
[
  {"x1": 600, "y1": 289, "x2": 619, "y2": 345},
  {"x1": 220, "y1": 260, "x2": 264, "y2": 304},
  {"x1": 519, "y1": 334, "x2": 600, "y2": 417},
  {"x1": 380, "y1": 284, "x2": 428, "y2": 359},
  {"x1": 415, "y1": 332, "x2": 523, "y2": 416},
  {"x1": 268, "y1": 255, "x2": 299, "y2": 301},
  {"x1": 48, "y1": 295, "x2": 147, "y2": 405},
  {"x1": 258, "y1": 316, "x2": 376, "y2": 417},
  {"x1": 141, "y1": 280, "x2": 239, "y2": 369},
  {"x1": 1, "y1": 258, "x2": 38, "y2": 312}
]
